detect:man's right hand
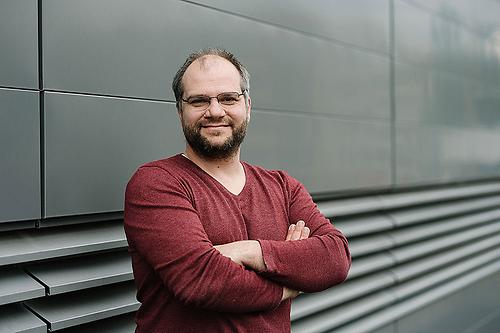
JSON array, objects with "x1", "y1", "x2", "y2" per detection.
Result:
[
  {"x1": 286, "y1": 220, "x2": 310, "y2": 241},
  {"x1": 281, "y1": 220, "x2": 310, "y2": 300}
]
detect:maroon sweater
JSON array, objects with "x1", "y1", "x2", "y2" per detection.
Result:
[{"x1": 124, "y1": 154, "x2": 350, "y2": 332}]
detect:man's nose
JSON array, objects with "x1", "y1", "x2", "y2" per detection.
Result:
[{"x1": 204, "y1": 97, "x2": 226, "y2": 117}]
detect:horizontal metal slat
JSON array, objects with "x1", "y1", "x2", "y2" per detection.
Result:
[
  {"x1": 57, "y1": 312, "x2": 135, "y2": 333},
  {"x1": 39, "y1": 212, "x2": 124, "y2": 228},
  {"x1": 26, "y1": 251, "x2": 133, "y2": 295},
  {"x1": 318, "y1": 197, "x2": 383, "y2": 217},
  {"x1": 389, "y1": 208, "x2": 500, "y2": 247},
  {"x1": 334, "y1": 213, "x2": 394, "y2": 238},
  {"x1": 347, "y1": 234, "x2": 395, "y2": 258},
  {"x1": 390, "y1": 220, "x2": 500, "y2": 263},
  {"x1": 0, "y1": 303, "x2": 47, "y2": 333},
  {"x1": 317, "y1": 182, "x2": 500, "y2": 217},
  {"x1": 377, "y1": 182, "x2": 500, "y2": 211},
  {"x1": 0, "y1": 221, "x2": 127, "y2": 266},
  {"x1": 391, "y1": 233, "x2": 500, "y2": 282},
  {"x1": 291, "y1": 272, "x2": 396, "y2": 321},
  {"x1": 0, "y1": 220, "x2": 37, "y2": 233},
  {"x1": 291, "y1": 289, "x2": 395, "y2": 333},
  {"x1": 24, "y1": 281, "x2": 139, "y2": 331},
  {"x1": 348, "y1": 252, "x2": 396, "y2": 279},
  {"x1": 0, "y1": 267, "x2": 45, "y2": 306},
  {"x1": 394, "y1": 248, "x2": 500, "y2": 301},
  {"x1": 388, "y1": 195, "x2": 500, "y2": 227}
]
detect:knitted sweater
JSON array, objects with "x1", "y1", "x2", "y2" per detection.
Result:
[{"x1": 124, "y1": 154, "x2": 351, "y2": 332}]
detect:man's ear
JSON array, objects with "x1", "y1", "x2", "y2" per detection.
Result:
[{"x1": 176, "y1": 104, "x2": 182, "y2": 119}]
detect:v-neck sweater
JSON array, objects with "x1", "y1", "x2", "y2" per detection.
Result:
[{"x1": 124, "y1": 154, "x2": 351, "y2": 333}]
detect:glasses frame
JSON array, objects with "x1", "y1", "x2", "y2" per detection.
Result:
[{"x1": 180, "y1": 91, "x2": 246, "y2": 112}]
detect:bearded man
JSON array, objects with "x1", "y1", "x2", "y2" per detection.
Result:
[{"x1": 124, "y1": 48, "x2": 351, "y2": 333}]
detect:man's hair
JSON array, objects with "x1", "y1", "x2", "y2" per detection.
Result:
[{"x1": 172, "y1": 48, "x2": 250, "y2": 111}]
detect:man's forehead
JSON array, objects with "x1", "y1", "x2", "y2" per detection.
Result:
[
  {"x1": 182, "y1": 55, "x2": 240, "y2": 92},
  {"x1": 188, "y1": 55, "x2": 235, "y2": 72}
]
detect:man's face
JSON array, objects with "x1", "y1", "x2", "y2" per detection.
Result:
[{"x1": 179, "y1": 55, "x2": 251, "y2": 160}]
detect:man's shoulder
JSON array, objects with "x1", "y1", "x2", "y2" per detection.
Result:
[
  {"x1": 127, "y1": 154, "x2": 189, "y2": 187},
  {"x1": 139, "y1": 154, "x2": 184, "y2": 171},
  {"x1": 243, "y1": 162, "x2": 300, "y2": 187}
]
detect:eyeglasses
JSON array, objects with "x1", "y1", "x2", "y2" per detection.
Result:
[{"x1": 181, "y1": 91, "x2": 246, "y2": 111}]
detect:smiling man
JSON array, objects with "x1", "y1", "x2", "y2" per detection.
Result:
[{"x1": 124, "y1": 48, "x2": 351, "y2": 332}]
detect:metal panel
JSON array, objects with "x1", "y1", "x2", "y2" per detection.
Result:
[
  {"x1": 0, "y1": 0, "x2": 38, "y2": 89},
  {"x1": 0, "y1": 267, "x2": 45, "y2": 305},
  {"x1": 189, "y1": 0, "x2": 390, "y2": 54},
  {"x1": 395, "y1": 124, "x2": 500, "y2": 185},
  {"x1": 0, "y1": 88, "x2": 40, "y2": 223},
  {"x1": 26, "y1": 251, "x2": 132, "y2": 295},
  {"x1": 245, "y1": 110, "x2": 392, "y2": 193},
  {"x1": 0, "y1": 221, "x2": 126, "y2": 266},
  {"x1": 42, "y1": 0, "x2": 390, "y2": 120},
  {"x1": 25, "y1": 281, "x2": 139, "y2": 331},
  {"x1": 395, "y1": 61, "x2": 500, "y2": 128},
  {"x1": 410, "y1": 0, "x2": 500, "y2": 44},
  {"x1": 394, "y1": 0, "x2": 495, "y2": 81},
  {"x1": 44, "y1": 92, "x2": 182, "y2": 217},
  {"x1": 0, "y1": 303, "x2": 46, "y2": 333}
]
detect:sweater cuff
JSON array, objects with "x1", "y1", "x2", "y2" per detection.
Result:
[{"x1": 257, "y1": 239, "x2": 278, "y2": 275}]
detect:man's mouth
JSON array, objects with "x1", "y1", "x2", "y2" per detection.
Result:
[{"x1": 201, "y1": 124, "x2": 230, "y2": 128}]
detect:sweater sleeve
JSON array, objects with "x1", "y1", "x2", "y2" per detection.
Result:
[
  {"x1": 258, "y1": 175, "x2": 351, "y2": 293},
  {"x1": 124, "y1": 166, "x2": 283, "y2": 312}
]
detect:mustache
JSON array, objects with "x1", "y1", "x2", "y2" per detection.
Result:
[{"x1": 198, "y1": 120, "x2": 233, "y2": 127}]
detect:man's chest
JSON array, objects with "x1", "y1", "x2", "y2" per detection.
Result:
[{"x1": 191, "y1": 185, "x2": 290, "y2": 245}]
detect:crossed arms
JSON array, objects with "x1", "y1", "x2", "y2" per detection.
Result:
[
  {"x1": 124, "y1": 166, "x2": 351, "y2": 313},
  {"x1": 215, "y1": 220, "x2": 311, "y2": 301}
]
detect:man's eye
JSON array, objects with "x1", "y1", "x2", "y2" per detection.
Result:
[
  {"x1": 219, "y1": 95, "x2": 239, "y2": 105},
  {"x1": 189, "y1": 97, "x2": 209, "y2": 107}
]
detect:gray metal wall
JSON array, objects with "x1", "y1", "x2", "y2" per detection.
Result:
[{"x1": 1, "y1": 0, "x2": 500, "y2": 332}]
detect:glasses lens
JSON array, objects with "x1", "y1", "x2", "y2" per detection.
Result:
[
  {"x1": 217, "y1": 92, "x2": 240, "y2": 106},
  {"x1": 187, "y1": 96, "x2": 210, "y2": 108}
]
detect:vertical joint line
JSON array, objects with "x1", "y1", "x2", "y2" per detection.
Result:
[
  {"x1": 389, "y1": 0, "x2": 397, "y2": 188},
  {"x1": 37, "y1": 0, "x2": 43, "y2": 89},
  {"x1": 38, "y1": 0, "x2": 45, "y2": 218},
  {"x1": 40, "y1": 93, "x2": 45, "y2": 219}
]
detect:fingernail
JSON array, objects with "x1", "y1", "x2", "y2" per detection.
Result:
[
  {"x1": 297, "y1": 220, "x2": 305, "y2": 227},
  {"x1": 289, "y1": 224, "x2": 295, "y2": 229}
]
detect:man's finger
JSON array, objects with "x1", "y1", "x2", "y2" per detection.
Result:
[
  {"x1": 300, "y1": 226, "x2": 310, "y2": 239},
  {"x1": 286, "y1": 224, "x2": 296, "y2": 241},
  {"x1": 290, "y1": 220, "x2": 305, "y2": 240}
]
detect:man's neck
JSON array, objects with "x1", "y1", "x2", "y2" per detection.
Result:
[{"x1": 184, "y1": 145, "x2": 243, "y2": 177}]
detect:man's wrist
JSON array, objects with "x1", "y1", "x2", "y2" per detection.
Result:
[{"x1": 240, "y1": 240, "x2": 267, "y2": 272}]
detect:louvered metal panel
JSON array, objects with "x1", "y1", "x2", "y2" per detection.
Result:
[{"x1": 0, "y1": 180, "x2": 498, "y2": 332}]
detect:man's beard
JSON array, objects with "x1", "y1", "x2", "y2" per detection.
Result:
[{"x1": 181, "y1": 117, "x2": 248, "y2": 160}]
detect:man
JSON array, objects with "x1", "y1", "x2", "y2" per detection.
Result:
[{"x1": 124, "y1": 48, "x2": 351, "y2": 332}]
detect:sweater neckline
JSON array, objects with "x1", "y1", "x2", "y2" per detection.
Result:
[{"x1": 176, "y1": 153, "x2": 249, "y2": 197}]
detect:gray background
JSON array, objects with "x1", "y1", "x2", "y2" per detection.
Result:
[
  {"x1": 2, "y1": 0, "x2": 500, "y2": 221},
  {"x1": 1, "y1": 0, "x2": 500, "y2": 332}
]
